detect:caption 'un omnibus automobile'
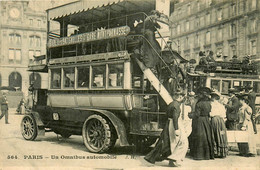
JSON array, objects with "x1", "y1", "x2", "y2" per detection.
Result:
[{"x1": 21, "y1": 0, "x2": 185, "y2": 153}]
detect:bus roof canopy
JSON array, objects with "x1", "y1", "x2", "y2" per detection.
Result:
[{"x1": 47, "y1": 0, "x2": 156, "y2": 24}]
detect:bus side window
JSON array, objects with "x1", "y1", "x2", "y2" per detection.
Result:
[
  {"x1": 51, "y1": 68, "x2": 61, "y2": 89},
  {"x1": 77, "y1": 66, "x2": 90, "y2": 88},
  {"x1": 63, "y1": 67, "x2": 75, "y2": 88},
  {"x1": 211, "y1": 80, "x2": 220, "y2": 91},
  {"x1": 108, "y1": 64, "x2": 124, "y2": 88},
  {"x1": 92, "y1": 65, "x2": 106, "y2": 88},
  {"x1": 253, "y1": 81, "x2": 260, "y2": 93},
  {"x1": 222, "y1": 80, "x2": 231, "y2": 94}
]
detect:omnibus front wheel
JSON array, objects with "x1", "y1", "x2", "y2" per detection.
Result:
[
  {"x1": 21, "y1": 115, "x2": 38, "y2": 140},
  {"x1": 82, "y1": 115, "x2": 116, "y2": 153}
]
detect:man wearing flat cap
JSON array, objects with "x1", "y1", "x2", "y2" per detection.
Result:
[{"x1": 225, "y1": 88, "x2": 241, "y2": 130}]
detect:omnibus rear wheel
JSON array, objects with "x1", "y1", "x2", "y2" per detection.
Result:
[
  {"x1": 21, "y1": 115, "x2": 38, "y2": 140},
  {"x1": 82, "y1": 115, "x2": 116, "y2": 153}
]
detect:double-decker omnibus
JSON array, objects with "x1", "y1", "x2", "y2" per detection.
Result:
[
  {"x1": 187, "y1": 61, "x2": 260, "y2": 113},
  {"x1": 21, "y1": 0, "x2": 185, "y2": 153}
]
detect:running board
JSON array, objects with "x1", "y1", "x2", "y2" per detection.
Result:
[{"x1": 135, "y1": 58, "x2": 173, "y2": 105}]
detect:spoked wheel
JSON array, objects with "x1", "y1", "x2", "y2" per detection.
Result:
[
  {"x1": 82, "y1": 115, "x2": 116, "y2": 153},
  {"x1": 21, "y1": 115, "x2": 38, "y2": 140}
]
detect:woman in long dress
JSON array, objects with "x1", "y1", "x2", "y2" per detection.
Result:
[
  {"x1": 144, "y1": 93, "x2": 188, "y2": 167},
  {"x1": 189, "y1": 87, "x2": 214, "y2": 160},
  {"x1": 237, "y1": 95, "x2": 257, "y2": 157},
  {"x1": 210, "y1": 90, "x2": 228, "y2": 158}
]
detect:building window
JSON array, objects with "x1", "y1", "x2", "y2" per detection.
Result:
[
  {"x1": 187, "y1": 5, "x2": 191, "y2": 15},
  {"x1": 178, "y1": 8, "x2": 181, "y2": 17},
  {"x1": 230, "y1": 3, "x2": 236, "y2": 16},
  {"x1": 230, "y1": 23, "x2": 236, "y2": 38},
  {"x1": 250, "y1": 40, "x2": 256, "y2": 56},
  {"x1": 29, "y1": 50, "x2": 41, "y2": 64},
  {"x1": 206, "y1": 13, "x2": 210, "y2": 25},
  {"x1": 9, "y1": 33, "x2": 21, "y2": 45},
  {"x1": 8, "y1": 48, "x2": 21, "y2": 64},
  {"x1": 194, "y1": 17, "x2": 199, "y2": 28},
  {"x1": 217, "y1": 28, "x2": 223, "y2": 41},
  {"x1": 250, "y1": 19, "x2": 257, "y2": 33},
  {"x1": 199, "y1": 16, "x2": 204, "y2": 26},
  {"x1": 229, "y1": 45, "x2": 236, "y2": 57},
  {"x1": 29, "y1": 35, "x2": 41, "y2": 47},
  {"x1": 186, "y1": 21, "x2": 190, "y2": 32},
  {"x1": 217, "y1": 8, "x2": 222, "y2": 21},
  {"x1": 177, "y1": 24, "x2": 180, "y2": 34},
  {"x1": 206, "y1": 31, "x2": 210, "y2": 44},
  {"x1": 197, "y1": 1, "x2": 200, "y2": 12},
  {"x1": 185, "y1": 37, "x2": 189, "y2": 49},
  {"x1": 37, "y1": 20, "x2": 41, "y2": 27},
  {"x1": 29, "y1": 19, "x2": 33, "y2": 25},
  {"x1": 9, "y1": 72, "x2": 22, "y2": 91},
  {"x1": 242, "y1": 1, "x2": 247, "y2": 12},
  {"x1": 195, "y1": 34, "x2": 199, "y2": 47},
  {"x1": 251, "y1": 0, "x2": 256, "y2": 9}
]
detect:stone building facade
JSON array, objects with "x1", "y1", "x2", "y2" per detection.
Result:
[
  {"x1": 0, "y1": 1, "x2": 48, "y2": 94},
  {"x1": 169, "y1": 0, "x2": 259, "y2": 65}
]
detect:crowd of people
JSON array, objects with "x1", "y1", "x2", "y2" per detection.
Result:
[{"x1": 144, "y1": 86, "x2": 258, "y2": 167}]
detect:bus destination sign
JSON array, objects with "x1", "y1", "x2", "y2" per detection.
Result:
[{"x1": 48, "y1": 26, "x2": 130, "y2": 48}]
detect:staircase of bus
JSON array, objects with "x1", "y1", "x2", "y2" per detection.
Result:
[{"x1": 130, "y1": 30, "x2": 182, "y2": 107}]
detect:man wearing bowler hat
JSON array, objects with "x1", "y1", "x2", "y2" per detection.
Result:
[{"x1": 225, "y1": 88, "x2": 240, "y2": 130}]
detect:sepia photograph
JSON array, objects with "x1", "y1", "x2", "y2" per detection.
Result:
[{"x1": 0, "y1": 0, "x2": 259, "y2": 169}]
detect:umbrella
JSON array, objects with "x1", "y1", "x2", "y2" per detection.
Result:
[{"x1": 0, "y1": 86, "x2": 17, "y2": 91}]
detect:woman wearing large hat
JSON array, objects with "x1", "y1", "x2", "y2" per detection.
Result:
[
  {"x1": 237, "y1": 94, "x2": 257, "y2": 157},
  {"x1": 210, "y1": 90, "x2": 228, "y2": 158},
  {"x1": 189, "y1": 87, "x2": 214, "y2": 160}
]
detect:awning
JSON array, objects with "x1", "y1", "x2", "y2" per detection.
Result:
[
  {"x1": 28, "y1": 65, "x2": 48, "y2": 73},
  {"x1": 47, "y1": 0, "x2": 155, "y2": 22}
]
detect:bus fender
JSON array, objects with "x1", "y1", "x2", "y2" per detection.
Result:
[
  {"x1": 87, "y1": 109, "x2": 129, "y2": 146},
  {"x1": 30, "y1": 112, "x2": 45, "y2": 136}
]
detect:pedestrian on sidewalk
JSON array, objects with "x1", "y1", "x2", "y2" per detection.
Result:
[
  {"x1": 189, "y1": 87, "x2": 214, "y2": 160},
  {"x1": 0, "y1": 92, "x2": 9, "y2": 124},
  {"x1": 210, "y1": 90, "x2": 228, "y2": 158},
  {"x1": 144, "y1": 91, "x2": 188, "y2": 167},
  {"x1": 237, "y1": 94, "x2": 257, "y2": 157}
]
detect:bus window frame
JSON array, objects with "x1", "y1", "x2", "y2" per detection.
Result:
[
  {"x1": 107, "y1": 63, "x2": 124, "y2": 89},
  {"x1": 76, "y1": 66, "x2": 90, "y2": 89},
  {"x1": 63, "y1": 67, "x2": 76, "y2": 89},
  {"x1": 50, "y1": 68, "x2": 62, "y2": 89}
]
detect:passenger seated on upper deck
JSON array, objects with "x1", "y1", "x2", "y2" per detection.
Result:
[
  {"x1": 230, "y1": 55, "x2": 241, "y2": 63},
  {"x1": 206, "y1": 50, "x2": 215, "y2": 63},
  {"x1": 198, "y1": 51, "x2": 207, "y2": 65},
  {"x1": 223, "y1": 55, "x2": 229, "y2": 62},
  {"x1": 215, "y1": 52, "x2": 223, "y2": 62}
]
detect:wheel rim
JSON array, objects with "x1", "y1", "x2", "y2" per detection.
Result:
[
  {"x1": 86, "y1": 119, "x2": 106, "y2": 151},
  {"x1": 22, "y1": 116, "x2": 35, "y2": 139}
]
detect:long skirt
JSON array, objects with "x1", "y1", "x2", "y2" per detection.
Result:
[
  {"x1": 189, "y1": 116, "x2": 214, "y2": 160},
  {"x1": 237, "y1": 120, "x2": 257, "y2": 156},
  {"x1": 211, "y1": 116, "x2": 228, "y2": 158},
  {"x1": 144, "y1": 118, "x2": 188, "y2": 164}
]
